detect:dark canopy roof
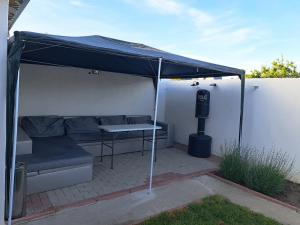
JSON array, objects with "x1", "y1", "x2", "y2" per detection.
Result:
[{"x1": 12, "y1": 31, "x2": 244, "y2": 78}]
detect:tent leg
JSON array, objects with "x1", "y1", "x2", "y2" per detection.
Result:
[
  {"x1": 7, "y1": 70, "x2": 20, "y2": 225},
  {"x1": 148, "y1": 58, "x2": 162, "y2": 193},
  {"x1": 238, "y1": 73, "x2": 245, "y2": 147}
]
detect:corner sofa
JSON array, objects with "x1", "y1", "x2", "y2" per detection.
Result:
[{"x1": 17, "y1": 115, "x2": 171, "y2": 194}]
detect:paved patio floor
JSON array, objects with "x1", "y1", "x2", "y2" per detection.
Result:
[
  {"x1": 25, "y1": 147, "x2": 219, "y2": 216},
  {"x1": 16, "y1": 174, "x2": 300, "y2": 225}
]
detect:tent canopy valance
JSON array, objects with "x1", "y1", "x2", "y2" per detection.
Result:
[{"x1": 11, "y1": 31, "x2": 245, "y2": 78}]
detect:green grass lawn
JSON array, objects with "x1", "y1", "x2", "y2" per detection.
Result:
[{"x1": 140, "y1": 195, "x2": 282, "y2": 225}]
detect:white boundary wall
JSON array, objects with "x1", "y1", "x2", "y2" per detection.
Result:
[
  {"x1": 19, "y1": 64, "x2": 155, "y2": 117},
  {"x1": 18, "y1": 64, "x2": 300, "y2": 183},
  {"x1": 162, "y1": 78, "x2": 300, "y2": 183},
  {"x1": 160, "y1": 78, "x2": 241, "y2": 153},
  {"x1": 0, "y1": 0, "x2": 8, "y2": 222}
]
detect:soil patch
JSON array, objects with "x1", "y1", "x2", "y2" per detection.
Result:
[{"x1": 276, "y1": 180, "x2": 300, "y2": 209}]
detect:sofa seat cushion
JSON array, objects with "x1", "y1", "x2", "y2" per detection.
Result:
[
  {"x1": 65, "y1": 117, "x2": 99, "y2": 134},
  {"x1": 99, "y1": 115, "x2": 127, "y2": 125},
  {"x1": 113, "y1": 132, "x2": 132, "y2": 140},
  {"x1": 125, "y1": 130, "x2": 167, "y2": 139},
  {"x1": 68, "y1": 131, "x2": 148, "y2": 143},
  {"x1": 148, "y1": 130, "x2": 167, "y2": 137},
  {"x1": 17, "y1": 136, "x2": 93, "y2": 173},
  {"x1": 68, "y1": 132, "x2": 101, "y2": 143},
  {"x1": 117, "y1": 130, "x2": 167, "y2": 140},
  {"x1": 21, "y1": 116, "x2": 65, "y2": 138},
  {"x1": 127, "y1": 116, "x2": 151, "y2": 124}
]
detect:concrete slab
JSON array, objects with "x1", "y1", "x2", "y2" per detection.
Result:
[
  {"x1": 15, "y1": 175, "x2": 300, "y2": 225},
  {"x1": 15, "y1": 179, "x2": 212, "y2": 225}
]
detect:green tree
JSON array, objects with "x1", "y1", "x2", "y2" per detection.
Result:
[{"x1": 246, "y1": 57, "x2": 300, "y2": 78}]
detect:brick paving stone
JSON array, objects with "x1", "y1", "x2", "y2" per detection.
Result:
[
  {"x1": 39, "y1": 193, "x2": 52, "y2": 210},
  {"x1": 25, "y1": 148, "x2": 218, "y2": 216}
]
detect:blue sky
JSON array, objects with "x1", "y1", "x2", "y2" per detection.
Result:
[{"x1": 11, "y1": 0, "x2": 300, "y2": 72}]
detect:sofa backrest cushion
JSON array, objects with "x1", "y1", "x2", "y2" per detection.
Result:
[
  {"x1": 21, "y1": 116, "x2": 65, "y2": 138},
  {"x1": 99, "y1": 115, "x2": 127, "y2": 125},
  {"x1": 65, "y1": 117, "x2": 99, "y2": 134},
  {"x1": 127, "y1": 115, "x2": 152, "y2": 124}
]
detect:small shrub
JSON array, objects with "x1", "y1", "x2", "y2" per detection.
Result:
[
  {"x1": 219, "y1": 144, "x2": 294, "y2": 196},
  {"x1": 219, "y1": 143, "x2": 250, "y2": 184},
  {"x1": 244, "y1": 150, "x2": 294, "y2": 196}
]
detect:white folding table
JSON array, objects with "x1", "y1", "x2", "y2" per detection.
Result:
[{"x1": 99, "y1": 124, "x2": 162, "y2": 169}]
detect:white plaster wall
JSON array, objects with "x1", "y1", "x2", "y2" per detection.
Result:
[
  {"x1": 163, "y1": 78, "x2": 241, "y2": 155},
  {"x1": 242, "y1": 79, "x2": 300, "y2": 182},
  {"x1": 19, "y1": 64, "x2": 155, "y2": 117},
  {"x1": 0, "y1": 0, "x2": 8, "y2": 222},
  {"x1": 163, "y1": 78, "x2": 300, "y2": 182}
]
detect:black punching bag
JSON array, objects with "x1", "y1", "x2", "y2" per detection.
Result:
[
  {"x1": 195, "y1": 89, "x2": 210, "y2": 118},
  {"x1": 188, "y1": 89, "x2": 212, "y2": 158}
]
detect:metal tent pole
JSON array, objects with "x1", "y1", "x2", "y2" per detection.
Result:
[
  {"x1": 238, "y1": 73, "x2": 245, "y2": 147},
  {"x1": 7, "y1": 70, "x2": 20, "y2": 225},
  {"x1": 148, "y1": 58, "x2": 162, "y2": 193}
]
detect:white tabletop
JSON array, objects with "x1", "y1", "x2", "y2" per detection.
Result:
[{"x1": 99, "y1": 123, "x2": 162, "y2": 133}]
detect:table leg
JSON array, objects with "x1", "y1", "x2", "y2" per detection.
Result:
[
  {"x1": 100, "y1": 130, "x2": 103, "y2": 162},
  {"x1": 154, "y1": 135, "x2": 157, "y2": 162},
  {"x1": 111, "y1": 133, "x2": 115, "y2": 169},
  {"x1": 142, "y1": 130, "x2": 145, "y2": 156}
]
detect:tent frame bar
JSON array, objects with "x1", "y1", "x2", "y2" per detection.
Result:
[
  {"x1": 148, "y1": 57, "x2": 162, "y2": 193},
  {"x1": 238, "y1": 73, "x2": 245, "y2": 147}
]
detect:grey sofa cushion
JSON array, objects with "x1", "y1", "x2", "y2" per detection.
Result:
[
  {"x1": 126, "y1": 130, "x2": 167, "y2": 139},
  {"x1": 17, "y1": 136, "x2": 93, "y2": 173},
  {"x1": 65, "y1": 117, "x2": 99, "y2": 134},
  {"x1": 68, "y1": 132, "x2": 101, "y2": 143},
  {"x1": 99, "y1": 115, "x2": 127, "y2": 125},
  {"x1": 145, "y1": 130, "x2": 167, "y2": 137},
  {"x1": 127, "y1": 116, "x2": 151, "y2": 124},
  {"x1": 21, "y1": 116, "x2": 65, "y2": 138}
]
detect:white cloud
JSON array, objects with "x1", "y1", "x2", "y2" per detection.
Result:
[
  {"x1": 145, "y1": 0, "x2": 183, "y2": 14},
  {"x1": 124, "y1": 0, "x2": 263, "y2": 47},
  {"x1": 199, "y1": 27, "x2": 258, "y2": 47},
  {"x1": 187, "y1": 8, "x2": 214, "y2": 26},
  {"x1": 69, "y1": 0, "x2": 86, "y2": 7}
]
